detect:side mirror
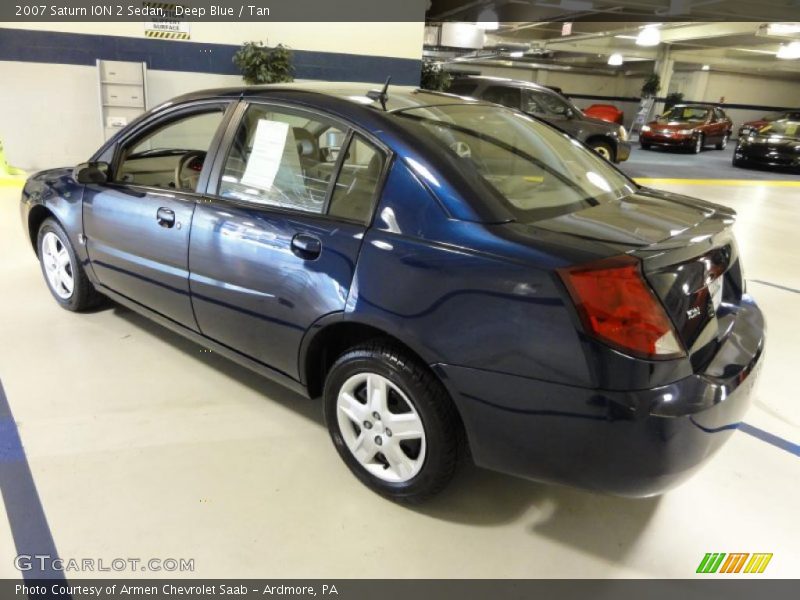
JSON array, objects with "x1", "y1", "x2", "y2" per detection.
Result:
[
  {"x1": 565, "y1": 108, "x2": 575, "y2": 119},
  {"x1": 74, "y1": 162, "x2": 109, "y2": 184}
]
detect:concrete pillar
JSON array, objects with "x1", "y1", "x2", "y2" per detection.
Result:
[
  {"x1": 535, "y1": 69, "x2": 549, "y2": 87},
  {"x1": 653, "y1": 46, "x2": 674, "y2": 115}
]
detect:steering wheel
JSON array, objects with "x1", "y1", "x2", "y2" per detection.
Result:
[{"x1": 175, "y1": 151, "x2": 206, "y2": 191}]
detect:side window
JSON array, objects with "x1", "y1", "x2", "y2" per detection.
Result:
[
  {"x1": 327, "y1": 134, "x2": 386, "y2": 224},
  {"x1": 447, "y1": 82, "x2": 478, "y2": 97},
  {"x1": 219, "y1": 105, "x2": 345, "y2": 213},
  {"x1": 481, "y1": 86, "x2": 521, "y2": 110},
  {"x1": 114, "y1": 109, "x2": 224, "y2": 192},
  {"x1": 714, "y1": 108, "x2": 726, "y2": 121},
  {"x1": 522, "y1": 90, "x2": 547, "y2": 115}
]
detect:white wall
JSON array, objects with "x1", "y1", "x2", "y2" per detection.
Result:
[{"x1": 0, "y1": 22, "x2": 425, "y2": 170}]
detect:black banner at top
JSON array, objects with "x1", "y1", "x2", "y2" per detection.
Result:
[{"x1": 2, "y1": 0, "x2": 799, "y2": 22}]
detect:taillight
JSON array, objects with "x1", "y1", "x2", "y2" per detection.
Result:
[{"x1": 558, "y1": 255, "x2": 685, "y2": 360}]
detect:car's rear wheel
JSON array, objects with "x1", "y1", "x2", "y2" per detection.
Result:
[
  {"x1": 37, "y1": 218, "x2": 101, "y2": 311},
  {"x1": 589, "y1": 140, "x2": 615, "y2": 161},
  {"x1": 693, "y1": 133, "x2": 704, "y2": 154},
  {"x1": 323, "y1": 342, "x2": 460, "y2": 503},
  {"x1": 716, "y1": 133, "x2": 729, "y2": 150}
]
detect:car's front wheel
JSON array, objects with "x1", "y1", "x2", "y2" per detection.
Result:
[
  {"x1": 716, "y1": 133, "x2": 730, "y2": 150},
  {"x1": 589, "y1": 140, "x2": 615, "y2": 161},
  {"x1": 37, "y1": 218, "x2": 101, "y2": 311},
  {"x1": 323, "y1": 342, "x2": 460, "y2": 503},
  {"x1": 693, "y1": 133, "x2": 704, "y2": 154}
]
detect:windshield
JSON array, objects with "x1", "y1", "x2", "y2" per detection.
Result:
[
  {"x1": 394, "y1": 103, "x2": 636, "y2": 223},
  {"x1": 660, "y1": 106, "x2": 710, "y2": 122},
  {"x1": 758, "y1": 119, "x2": 800, "y2": 139}
]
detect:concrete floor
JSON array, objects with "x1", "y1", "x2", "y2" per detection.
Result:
[
  {"x1": 621, "y1": 143, "x2": 800, "y2": 181},
  {"x1": 0, "y1": 175, "x2": 798, "y2": 579}
]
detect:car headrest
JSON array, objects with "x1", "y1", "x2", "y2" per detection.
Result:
[
  {"x1": 293, "y1": 128, "x2": 318, "y2": 158},
  {"x1": 296, "y1": 139, "x2": 315, "y2": 157}
]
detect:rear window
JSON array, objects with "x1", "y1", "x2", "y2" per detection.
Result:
[{"x1": 395, "y1": 103, "x2": 636, "y2": 223}]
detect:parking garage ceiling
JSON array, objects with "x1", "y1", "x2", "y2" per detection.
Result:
[{"x1": 425, "y1": 2, "x2": 800, "y2": 78}]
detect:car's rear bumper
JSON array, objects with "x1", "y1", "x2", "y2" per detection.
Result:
[{"x1": 435, "y1": 295, "x2": 764, "y2": 497}]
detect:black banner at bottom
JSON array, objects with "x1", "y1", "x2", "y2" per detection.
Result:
[{"x1": 4, "y1": 579, "x2": 800, "y2": 600}]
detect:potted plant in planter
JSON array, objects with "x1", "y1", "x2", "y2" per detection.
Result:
[
  {"x1": 233, "y1": 42, "x2": 294, "y2": 84},
  {"x1": 641, "y1": 73, "x2": 661, "y2": 99},
  {"x1": 664, "y1": 91, "x2": 685, "y2": 110},
  {"x1": 420, "y1": 62, "x2": 452, "y2": 91}
]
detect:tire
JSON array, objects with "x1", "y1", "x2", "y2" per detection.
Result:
[
  {"x1": 640, "y1": 143, "x2": 651, "y2": 150},
  {"x1": 323, "y1": 341, "x2": 461, "y2": 503},
  {"x1": 716, "y1": 133, "x2": 730, "y2": 150},
  {"x1": 692, "y1": 133, "x2": 704, "y2": 154},
  {"x1": 589, "y1": 140, "x2": 615, "y2": 162},
  {"x1": 37, "y1": 218, "x2": 102, "y2": 311}
]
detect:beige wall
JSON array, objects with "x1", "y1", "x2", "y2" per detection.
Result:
[{"x1": 3, "y1": 22, "x2": 425, "y2": 59}]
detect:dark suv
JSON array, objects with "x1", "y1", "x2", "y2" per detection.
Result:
[{"x1": 448, "y1": 76, "x2": 631, "y2": 163}]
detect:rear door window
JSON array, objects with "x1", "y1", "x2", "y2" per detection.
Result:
[
  {"x1": 481, "y1": 86, "x2": 522, "y2": 111},
  {"x1": 327, "y1": 134, "x2": 386, "y2": 224},
  {"x1": 218, "y1": 105, "x2": 346, "y2": 214}
]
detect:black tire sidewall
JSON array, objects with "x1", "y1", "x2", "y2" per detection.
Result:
[
  {"x1": 323, "y1": 348, "x2": 455, "y2": 501},
  {"x1": 37, "y1": 219, "x2": 90, "y2": 311}
]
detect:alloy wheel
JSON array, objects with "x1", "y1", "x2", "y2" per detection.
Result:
[
  {"x1": 593, "y1": 145, "x2": 612, "y2": 160},
  {"x1": 695, "y1": 135, "x2": 703, "y2": 153},
  {"x1": 336, "y1": 372, "x2": 426, "y2": 483},
  {"x1": 41, "y1": 232, "x2": 74, "y2": 299}
]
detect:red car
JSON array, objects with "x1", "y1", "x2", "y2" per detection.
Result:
[
  {"x1": 583, "y1": 103, "x2": 624, "y2": 125},
  {"x1": 738, "y1": 110, "x2": 800, "y2": 137},
  {"x1": 640, "y1": 104, "x2": 732, "y2": 153}
]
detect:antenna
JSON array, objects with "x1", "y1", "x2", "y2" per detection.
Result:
[{"x1": 367, "y1": 76, "x2": 392, "y2": 111}]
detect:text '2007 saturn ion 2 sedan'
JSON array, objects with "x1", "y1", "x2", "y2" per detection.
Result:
[{"x1": 20, "y1": 83, "x2": 764, "y2": 502}]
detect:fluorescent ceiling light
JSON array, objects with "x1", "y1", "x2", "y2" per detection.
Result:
[
  {"x1": 608, "y1": 53, "x2": 624, "y2": 66},
  {"x1": 777, "y1": 42, "x2": 800, "y2": 59},
  {"x1": 508, "y1": 51, "x2": 524, "y2": 58},
  {"x1": 767, "y1": 23, "x2": 800, "y2": 36},
  {"x1": 636, "y1": 26, "x2": 661, "y2": 47},
  {"x1": 614, "y1": 35, "x2": 638, "y2": 40},
  {"x1": 701, "y1": 64, "x2": 710, "y2": 70}
]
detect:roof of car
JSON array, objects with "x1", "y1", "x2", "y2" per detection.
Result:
[
  {"x1": 163, "y1": 81, "x2": 488, "y2": 113},
  {"x1": 450, "y1": 75, "x2": 558, "y2": 94}
]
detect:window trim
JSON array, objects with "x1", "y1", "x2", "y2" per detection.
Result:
[
  {"x1": 205, "y1": 99, "x2": 393, "y2": 227},
  {"x1": 106, "y1": 99, "x2": 236, "y2": 198}
]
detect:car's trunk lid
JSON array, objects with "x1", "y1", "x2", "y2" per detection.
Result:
[{"x1": 532, "y1": 188, "x2": 744, "y2": 366}]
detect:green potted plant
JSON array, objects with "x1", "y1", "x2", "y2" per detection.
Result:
[
  {"x1": 640, "y1": 73, "x2": 661, "y2": 98},
  {"x1": 233, "y1": 41, "x2": 294, "y2": 85},
  {"x1": 420, "y1": 62, "x2": 452, "y2": 92},
  {"x1": 664, "y1": 91, "x2": 684, "y2": 110}
]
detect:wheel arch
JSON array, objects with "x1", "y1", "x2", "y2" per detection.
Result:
[
  {"x1": 301, "y1": 317, "x2": 433, "y2": 400},
  {"x1": 27, "y1": 204, "x2": 57, "y2": 255}
]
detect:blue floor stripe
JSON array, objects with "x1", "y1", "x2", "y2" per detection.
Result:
[
  {"x1": 0, "y1": 379, "x2": 67, "y2": 580},
  {"x1": 738, "y1": 422, "x2": 800, "y2": 457},
  {"x1": 749, "y1": 279, "x2": 800, "y2": 294}
]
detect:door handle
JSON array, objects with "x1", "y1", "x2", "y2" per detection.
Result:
[
  {"x1": 157, "y1": 207, "x2": 175, "y2": 228},
  {"x1": 291, "y1": 234, "x2": 322, "y2": 260}
]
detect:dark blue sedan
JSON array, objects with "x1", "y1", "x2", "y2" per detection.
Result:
[{"x1": 20, "y1": 83, "x2": 764, "y2": 502}]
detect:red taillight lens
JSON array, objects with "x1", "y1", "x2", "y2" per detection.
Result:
[{"x1": 558, "y1": 255, "x2": 685, "y2": 359}]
